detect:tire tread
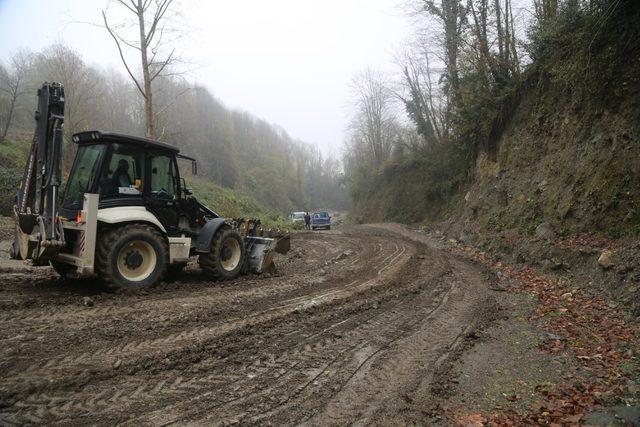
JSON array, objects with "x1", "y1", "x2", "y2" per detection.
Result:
[{"x1": 95, "y1": 223, "x2": 168, "y2": 290}]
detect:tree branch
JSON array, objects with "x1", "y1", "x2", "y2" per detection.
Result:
[
  {"x1": 102, "y1": 10, "x2": 146, "y2": 98},
  {"x1": 146, "y1": 0, "x2": 173, "y2": 44},
  {"x1": 149, "y1": 48, "x2": 175, "y2": 81}
]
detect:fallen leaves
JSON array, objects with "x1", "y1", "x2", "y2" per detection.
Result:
[
  {"x1": 451, "y1": 243, "x2": 640, "y2": 426},
  {"x1": 454, "y1": 413, "x2": 487, "y2": 427}
]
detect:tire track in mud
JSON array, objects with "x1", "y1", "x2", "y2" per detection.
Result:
[
  {"x1": 0, "y1": 231, "x2": 414, "y2": 422},
  {"x1": 0, "y1": 234, "x2": 345, "y2": 324},
  {"x1": 0, "y1": 226, "x2": 495, "y2": 426},
  {"x1": 0, "y1": 234, "x2": 368, "y2": 349},
  {"x1": 4, "y1": 243, "x2": 431, "y2": 426},
  {"x1": 0, "y1": 236, "x2": 401, "y2": 384}
]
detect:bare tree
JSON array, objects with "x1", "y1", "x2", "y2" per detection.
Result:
[
  {"x1": 102, "y1": 0, "x2": 181, "y2": 138},
  {"x1": 399, "y1": 47, "x2": 446, "y2": 146},
  {"x1": 0, "y1": 51, "x2": 32, "y2": 144},
  {"x1": 422, "y1": 0, "x2": 467, "y2": 104},
  {"x1": 349, "y1": 69, "x2": 398, "y2": 166},
  {"x1": 533, "y1": 0, "x2": 557, "y2": 22},
  {"x1": 34, "y1": 44, "x2": 100, "y2": 165}
]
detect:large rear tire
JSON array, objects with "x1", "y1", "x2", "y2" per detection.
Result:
[
  {"x1": 95, "y1": 224, "x2": 168, "y2": 290},
  {"x1": 199, "y1": 227, "x2": 246, "y2": 281}
]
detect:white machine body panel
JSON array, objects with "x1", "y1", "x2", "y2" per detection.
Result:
[
  {"x1": 97, "y1": 206, "x2": 167, "y2": 233},
  {"x1": 57, "y1": 193, "x2": 99, "y2": 276},
  {"x1": 168, "y1": 237, "x2": 192, "y2": 263}
]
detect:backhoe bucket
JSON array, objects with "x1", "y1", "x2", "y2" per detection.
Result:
[{"x1": 245, "y1": 236, "x2": 277, "y2": 274}]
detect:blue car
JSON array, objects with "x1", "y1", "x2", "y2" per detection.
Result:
[{"x1": 311, "y1": 211, "x2": 331, "y2": 230}]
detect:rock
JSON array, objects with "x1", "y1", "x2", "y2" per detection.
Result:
[
  {"x1": 82, "y1": 297, "x2": 94, "y2": 307},
  {"x1": 113, "y1": 359, "x2": 122, "y2": 369},
  {"x1": 616, "y1": 265, "x2": 632, "y2": 275},
  {"x1": 624, "y1": 210, "x2": 635, "y2": 222},
  {"x1": 598, "y1": 250, "x2": 618, "y2": 269},
  {"x1": 539, "y1": 331, "x2": 564, "y2": 341},
  {"x1": 550, "y1": 259, "x2": 566, "y2": 270},
  {"x1": 584, "y1": 406, "x2": 640, "y2": 426},
  {"x1": 335, "y1": 250, "x2": 354, "y2": 261},
  {"x1": 535, "y1": 221, "x2": 554, "y2": 239},
  {"x1": 464, "y1": 191, "x2": 471, "y2": 202},
  {"x1": 458, "y1": 232, "x2": 470, "y2": 244}
]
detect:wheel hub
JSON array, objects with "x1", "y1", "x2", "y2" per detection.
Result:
[
  {"x1": 220, "y1": 245, "x2": 232, "y2": 261},
  {"x1": 124, "y1": 250, "x2": 143, "y2": 269},
  {"x1": 220, "y1": 237, "x2": 242, "y2": 271},
  {"x1": 116, "y1": 240, "x2": 157, "y2": 282}
]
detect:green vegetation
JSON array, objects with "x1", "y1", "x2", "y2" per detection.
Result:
[
  {"x1": 0, "y1": 136, "x2": 29, "y2": 166},
  {"x1": 187, "y1": 176, "x2": 292, "y2": 230},
  {"x1": 345, "y1": 0, "x2": 640, "y2": 237},
  {"x1": 0, "y1": 44, "x2": 349, "y2": 217},
  {"x1": 0, "y1": 138, "x2": 28, "y2": 216}
]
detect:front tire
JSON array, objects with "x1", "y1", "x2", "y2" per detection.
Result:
[
  {"x1": 95, "y1": 224, "x2": 168, "y2": 290},
  {"x1": 199, "y1": 227, "x2": 245, "y2": 281}
]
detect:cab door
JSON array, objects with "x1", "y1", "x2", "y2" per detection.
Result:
[{"x1": 146, "y1": 151, "x2": 181, "y2": 235}]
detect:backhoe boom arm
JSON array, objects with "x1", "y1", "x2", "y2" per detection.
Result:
[{"x1": 11, "y1": 83, "x2": 65, "y2": 260}]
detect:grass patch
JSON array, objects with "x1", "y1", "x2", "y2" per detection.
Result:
[
  {"x1": 0, "y1": 138, "x2": 29, "y2": 168},
  {"x1": 186, "y1": 176, "x2": 292, "y2": 230},
  {"x1": 0, "y1": 216, "x2": 13, "y2": 231}
]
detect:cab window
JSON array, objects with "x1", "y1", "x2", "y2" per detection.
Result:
[
  {"x1": 62, "y1": 144, "x2": 105, "y2": 210},
  {"x1": 149, "y1": 152, "x2": 178, "y2": 200},
  {"x1": 98, "y1": 143, "x2": 144, "y2": 199}
]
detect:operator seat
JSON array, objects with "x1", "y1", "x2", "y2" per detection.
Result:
[{"x1": 112, "y1": 159, "x2": 132, "y2": 188}]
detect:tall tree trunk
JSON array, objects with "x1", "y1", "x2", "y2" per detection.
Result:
[
  {"x1": 508, "y1": 0, "x2": 520, "y2": 76},
  {"x1": 444, "y1": 0, "x2": 461, "y2": 100},
  {"x1": 504, "y1": 0, "x2": 511, "y2": 67},
  {"x1": 0, "y1": 83, "x2": 19, "y2": 144},
  {"x1": 494, "y1": 0, "x2": 504, "y2": 64},
  {"x1": 137, "y1": 0, "x2": 154, "y2": 139}
]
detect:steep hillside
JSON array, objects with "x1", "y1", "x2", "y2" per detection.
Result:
[
  {"x1": 457, "y1": 72, "x2": 640, "y2": 238},
  {"x1": 455, "y1": 3, "x2": 640, "y2": 238},
  {"x1": 351, "y1": 2, "x2": 640, "y2": 239}
]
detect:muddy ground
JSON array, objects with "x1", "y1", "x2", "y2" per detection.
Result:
[{"x1": 0, "y1": 224, "x2": 512, "y2": 425}]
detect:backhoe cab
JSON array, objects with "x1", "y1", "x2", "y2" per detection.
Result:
[{"x1": 11, "y1": 82, "x2": 287, "y2": 290}]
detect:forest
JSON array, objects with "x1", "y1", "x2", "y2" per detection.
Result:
[
  {"x1": 344, "y1": 0, "x2": 639, "y2": 237},
  {"x1": 0, "y1": 44, "x2": 350, "y2": 218}
]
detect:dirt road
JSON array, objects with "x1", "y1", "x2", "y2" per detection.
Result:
[{"x1": 0, "y1": 225, "x2": 497, "y2": 425}]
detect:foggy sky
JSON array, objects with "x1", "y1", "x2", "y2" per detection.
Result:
[{"x1": 0, "y1": 0, "x2": 413, "y2": 156}]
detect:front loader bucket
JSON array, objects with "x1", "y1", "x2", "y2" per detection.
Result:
[{"x1": 245, "y1": 236, "x2": 276, "y2": 274}]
